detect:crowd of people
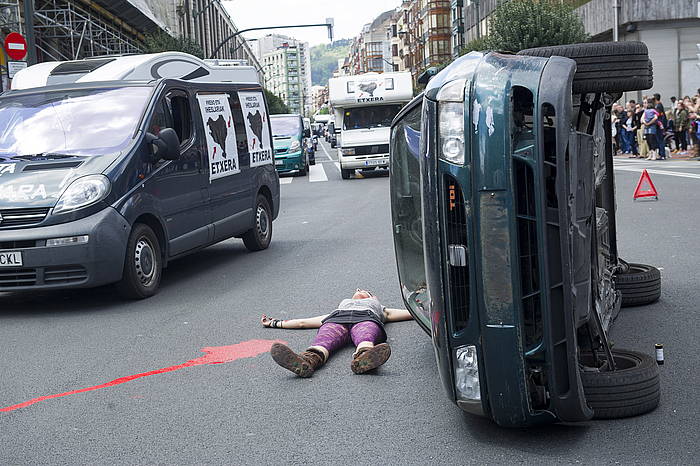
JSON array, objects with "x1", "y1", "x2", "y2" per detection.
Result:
[{"x1": 612, "y1": 91, "x2": 700, "y2": 160}]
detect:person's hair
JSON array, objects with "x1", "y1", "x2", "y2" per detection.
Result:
[
  {"x1": 628, "y1": 99, "x2": 636, "y2": 105},
  {"x1": 653, "y1": 93, "x2": 661, "y2": 101},
  {"x1": 671, "y1": 96, "x2": 677, "y2": 102},
  {"x1": 646, "y1": 98, "x2": 655, "y2": 108}
]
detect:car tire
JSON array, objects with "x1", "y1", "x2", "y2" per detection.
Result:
[
  {"x1": 116, "y1": 224, "x2": 162, "y2": 299},
  {"x1": 242, "y1": 195, "x2": 273, "y2": 251},
  {"x1": 517, "y1": 41, "x2": 652, "y2": 94},
  {"x1": 341, "y1": 168, "x2": 353, "y2": 180},
  {"x1": 580, "y1": 349, "x2": 660, "y2": 419},
  {"x1": 298, "y1": 158, "x2": 308, "y2": 176},
  {"x1": 614, "y1": 262, "x2": 661, "y2": 307}
]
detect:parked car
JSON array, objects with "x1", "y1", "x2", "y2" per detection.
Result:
[
  {"x1": 0, "y1": 52, "x2": 280, "y2": 298},
  {"x1": 389, "y1": 42, "x2": 661, "y2": 427}
]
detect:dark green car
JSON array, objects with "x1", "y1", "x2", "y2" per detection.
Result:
[{"x1": 390, "y1": 42, "x2": 662, "y2": 427}]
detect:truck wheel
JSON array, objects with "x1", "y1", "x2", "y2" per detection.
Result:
[
  {"x1": 242, "y1": 195, "x2": 272, "y2": 251},
  {"x1": 116, "y1": 224, "x2": 162, "y2": 299},
  {"x1": 580, "y1": 349, "x2": 660, "y2": 419},
  {"x1": 341, "y1": 168, "x2": 353, "y2": 180},
  {"x1": 517, "y1": 41, "x2": 652, "y2": 93},
  {"x1": 614, "y1": 262, "x2": 661, "y2": 307}
]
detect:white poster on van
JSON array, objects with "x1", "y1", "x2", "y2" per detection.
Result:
[
  {"x1": 238, "y1": 91, "x2": 273, "y2": 167},
  {"x1": 353, "y1": 77, "x2": 388, "y2": 103},
  {"x1": 196, "y1": 93, "x2": 240, "y2": 181}
]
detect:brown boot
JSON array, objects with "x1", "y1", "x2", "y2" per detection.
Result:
[
  {"x1": 271, "y1": 343, "x2": 324, "y2": 378},
  {"x1": 351, "y1": 343, "x2": 391, "y2": 374}
]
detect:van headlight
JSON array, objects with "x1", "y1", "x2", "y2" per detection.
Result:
[
  {"x1": 289, "y1": 140, "x2": 301, "y2": 152},
  {"x1": 437, "y1": 79, "x2": 466, "y2": 165},
  {"x1": 54, "y1": 175, "x2": 110, "y2": 214},
  {"x1": 455, "y1": 345, "x2": 481, "y2": 401},
  {"x1": 340, "y1": 148, "x2": 355, "y2": 155}
]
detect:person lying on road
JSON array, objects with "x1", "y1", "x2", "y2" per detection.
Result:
[{"x1": 261, "y1": 289, "x2": 413, "y2": 377}]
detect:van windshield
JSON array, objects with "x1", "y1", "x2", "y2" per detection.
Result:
[
  {"x1": 270, "y1": 116, "x2": 301, "y2": 138},
  {"x1": 0, "y1": 86, "x2": 151, "y2": 158},
  {"x1": 344, "y1": 104, "x2": 403, "y2": 130}
]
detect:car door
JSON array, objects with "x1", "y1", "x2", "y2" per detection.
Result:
[
  {"x1": 147, "y1": 88, "x2": 210, "y2": 257},
  {"x1": 194, "y1": 86, "x2": 253, "y2": 242}
]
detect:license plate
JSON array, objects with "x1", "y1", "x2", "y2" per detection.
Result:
[
  {"x1": 0, "y1": 251, "x2": 22, "y2": 267},
  {"x1": 275, "y1": 160, "x2": 284, "y2": 166},
  {"x1": 364, "y1": 159, "x2": 386, "y2": 166}
]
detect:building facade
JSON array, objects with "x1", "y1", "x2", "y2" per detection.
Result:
[
  {"x1": 256, "y1": 34, "x2": 312, "y2": 115},
  {"x1": 450, "y1": 0, "x2": 700, "y2": 104},
  {"x1": 262, "y1": 44, "x2": 305, "y2": 114}
]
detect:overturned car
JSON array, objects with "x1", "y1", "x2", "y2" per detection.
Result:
[{"x1": 389, "y1": 42, "x2": 662, "y2": 427}]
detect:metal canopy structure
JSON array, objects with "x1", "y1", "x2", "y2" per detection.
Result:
[{"x1": 33, "y1": 0, "x2": 144, "y2": 62}]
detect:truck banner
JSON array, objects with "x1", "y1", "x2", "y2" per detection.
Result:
[
  {"x1": 353, "y1": 77, "x2": 387, "y2": 103},
  {"x1": 196, "y1": 93, "x2": 240, "y2": 181},
  {"x1": 238, "y1": 91, "x2": 272, "y2": 167}
]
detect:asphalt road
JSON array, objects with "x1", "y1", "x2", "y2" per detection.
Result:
[{"x1": 1, "y1": 140, "x2": 698, "y2": 465}]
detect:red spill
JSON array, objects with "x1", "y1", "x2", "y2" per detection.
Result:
[{"x1": 1, "y1": 339, "x2": 285, "y2": 413}]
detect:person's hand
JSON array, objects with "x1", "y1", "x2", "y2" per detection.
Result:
[{"x1": 261, "y1": 314, "x2": 273, "y2": 327}]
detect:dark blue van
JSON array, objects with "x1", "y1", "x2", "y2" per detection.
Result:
[{"x1": 0, "y1": 52, "x2": 280, "y2": 298}]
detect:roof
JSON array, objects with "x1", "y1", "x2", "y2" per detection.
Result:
[
  {"x1": 11, "y1": 52, "x2": 260, "y2": 91},
  {"x1": 94, "y1": 0, "x2": 168, "y2": 34}
]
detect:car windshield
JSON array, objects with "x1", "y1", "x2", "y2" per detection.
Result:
[
  {"x1": 344, "y1": 104, "x2": 403, "y2": 130},
  {"x1": 271, "y1": 116, "x2": 301, "y2": 138},
  {"x1": 0, "y1": 86, "x2": 151, "y2": 159}
]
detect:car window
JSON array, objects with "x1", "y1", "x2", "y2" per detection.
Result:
[{"x1": 167, "y1": 92, "x2": 193, "y2": 145}]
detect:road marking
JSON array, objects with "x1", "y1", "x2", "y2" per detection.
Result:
[
  {"x1": 614, "y1": 166, "x2": 700, "y2": 180},
  {"x1": 334, "y1": 162, "x2": 341, "y2": 172},
  {"x1": 0, "y1": 339, "x2": 285, "y2": 413},
  {"x1": 279, "y1": 177, "x2": 293, "y2": 184},
  {"x1": 309, "y1": 163, "x2": 328, "y2": 182},
  {"x1": 320, "y1": 141, "x2": 334, "y2": 161}
]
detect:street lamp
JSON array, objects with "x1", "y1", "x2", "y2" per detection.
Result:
[{"x1": 209, "y1": 22, "x2": 334, "y2": 59}]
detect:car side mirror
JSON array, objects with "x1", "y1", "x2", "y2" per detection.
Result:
[
  {"x1": 146, "y1": 128, "x2": 180, "y2": 161},
  {"x1": 303, "y1": 128, "x2": 311, "y2": 138}
]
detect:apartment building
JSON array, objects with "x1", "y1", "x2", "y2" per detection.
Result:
[
  {"x1": 256, "y1": 34, "x2": 312, "y2": 114},
  {"x1": 262, "y1": 44, "x2": 305, "y2": 114},
  {"x1": 346, "y1": 10, "x2": 395, "y2": 75}
]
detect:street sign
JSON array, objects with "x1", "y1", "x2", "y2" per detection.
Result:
[
  {"x1": 8, "y1": 61, "x2": 27, "y2": 79},
  {"x1": 4, "y1": 33, "x2": 27, "y2": 61}
]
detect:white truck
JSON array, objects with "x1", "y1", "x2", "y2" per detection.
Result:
[{"x1": 328, "y1": 72, "x2": 413, "y2": 179}]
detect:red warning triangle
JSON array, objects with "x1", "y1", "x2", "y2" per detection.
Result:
[{"x1": 633, "y1": 169, "x2": 658, "y2": 200}]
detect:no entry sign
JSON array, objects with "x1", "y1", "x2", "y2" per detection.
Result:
[{"x1": 4, "y1": 32, "x2": 27, "y2": 61}]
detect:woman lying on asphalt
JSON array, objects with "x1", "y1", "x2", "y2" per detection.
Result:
[{"x1": 261, "y1": 289, "x2": 413, "y2": 377}]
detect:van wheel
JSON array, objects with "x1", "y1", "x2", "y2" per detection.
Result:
[
  {"x1": 242, "y1": 195, "x2": 273, "y2": 251},
  {"x1": 580, "y1": 349, "x2": 660, "y2": 419},
  {"x1": 518, "y1": 41, "x2": 652, "y2": 93},
  {"x1": 614, "y1": 262, "x2": 661, "y2": 307},
  {"x1": 341, "y1": 168, "x2": 353, "y2": 179},
  {"x1": 116, "y1": 224, "x2": 162, "y2": 299},
  {"x1": 298, "y1": 158, "x2": 308, "y2": 176}
]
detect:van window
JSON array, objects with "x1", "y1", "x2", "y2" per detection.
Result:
[
  {"x1": 227, "y1": 92, "x2": 250, "y2": 161},
  {"x1": 270, "y1": 116, "x2": 301, "y2": 138},
  {"x1": 168, "y1": 93, "x2": 193, "y2": 145},
  {"x1": 148, "y1": 100, "x2": 172, "y2": 136}
]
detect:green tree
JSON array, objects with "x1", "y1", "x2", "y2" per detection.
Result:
[
  {"x1": 144, "y1": 32, "x2": 204, "y2": 58},
  {"x1": 317, "y1": 107, "x2": 330, "y2": 115},
  {"x1": 486, "y1": 0, "x2": 588, "y2": 52},
  {"x1": 264, "y1": 89, "x2": 290, "y2": 115},
  {"x1": 459, "y1": 36, "x2": 491, "y2": 55}
]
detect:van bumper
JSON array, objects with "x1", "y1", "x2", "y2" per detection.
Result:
[
  {"x1": 274, "y1": 151, "x2": 304, "y2": 173},
  {"x1": 339, "y1": 154, "x2": 389, "y2": 170},
  {"x1": 0, "y1": 207, "x2": 129, "y2": 291}
]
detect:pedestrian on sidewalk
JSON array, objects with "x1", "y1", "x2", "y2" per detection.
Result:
[
  {"x1": 675, "y1": 100, "x2": 689, "y2": 153},
  {"x1": 622, "y1": 110, "x2": 638, "y2": 156},
  {"x1": 635, "y1": 102, "x2": 649, "y2": 158},
  {"x1": 643, "y1": 98, "x2": 659, "y2": 160},
  {"x1": 654, "y1": 93, "x2": 667, "y2": 159},
  {"x1": 261, "y1": 289, "x2": 413, "y2": 377}
]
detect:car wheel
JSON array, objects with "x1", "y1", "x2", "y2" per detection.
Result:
[
  {"x1": 614, "y1": 262, "x2": 661, "y2": 307},
  {"x1": 580, "y1": 349, "x2": 660, "y2": 419},
  {"x1": 116, "y1": 224, "x2": 162, "y2": 299},
  {"x1": 341, "y1": 168, "x2": 352, "y2": 179},
  {"x1": 242, "y1": 195, "x2": 273, "y2": 251},
  {"x1": 298, "y1": 159, "x2": 308, "y2": 176},
  {"x1": 518, "y1": 41, "x2": 652, "y2": 93}
]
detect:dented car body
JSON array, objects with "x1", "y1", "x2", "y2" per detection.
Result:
[{"x1": 389, "y1": 49, "x2": 653, "y2": 427}]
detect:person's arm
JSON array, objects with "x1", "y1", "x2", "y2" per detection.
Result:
[
  {"x1": 383, "y1": 308, "x2": 414, "y2": 322},
  {"x1": 260, "y1": 313, "x2": 329, "y2": 329}
]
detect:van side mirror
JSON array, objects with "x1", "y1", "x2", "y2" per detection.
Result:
[
  {"x1": 146, "y1": 128, "x2": 180, "y2": 161},
  {"x1": 303, "y1": 128, "x2": 311, "y2": 138}
]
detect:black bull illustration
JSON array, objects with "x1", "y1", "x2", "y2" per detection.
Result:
[{"x1": 207, "y1": 115, "x2": 228, "y2": 158}]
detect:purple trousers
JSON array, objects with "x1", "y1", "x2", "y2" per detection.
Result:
[{"x1": 311, "y1": 321, "x2": 383, "y2": 354}]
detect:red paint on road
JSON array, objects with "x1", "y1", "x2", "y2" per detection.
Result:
[{"x1": 1, "y1": 339, "x2": 285, "y2": 413}]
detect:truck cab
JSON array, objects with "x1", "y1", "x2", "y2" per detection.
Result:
[{"x1": 329, "y1": 72, "x2": 412, "y2": 179}]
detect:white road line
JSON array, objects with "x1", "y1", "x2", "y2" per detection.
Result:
[
  {"x1": 309, "y1": 163, "x2": 328, "y2": 182},
  {"x1": 320, "y1": 141, "x2": 334, "y2": 161},
  {"x1": 279, "y1": 177, "x2": 293, "y2": 184},
  {"x1": 334, "y1": 162, "x2": 341, "y2": 172},
  {"x1": 614, "y1": 166, "x2": 700, "y2": 180}
]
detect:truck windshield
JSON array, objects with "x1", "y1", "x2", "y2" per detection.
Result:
[
  {"x1": 390, "y1": 101, "x2": 429, "y2": 325},
  {"x1": 344, "y1": 104, "x2": 404, "y2": 130},
  {"x1": 0, "y1": 86, "x2": 151, "y2": 158},
  {"x1": 271, "y1": 116, "x2": 301, "y2": 138}
]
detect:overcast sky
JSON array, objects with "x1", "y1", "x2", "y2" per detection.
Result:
[{"x1": 222, "y1": 0, "x2": 400, "y2": 46}]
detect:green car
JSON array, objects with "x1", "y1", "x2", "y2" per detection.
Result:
[
  {"x1": 390, "y1": 42, "x2": 662, "y2": 427},
  {"x1": 271, "y1": 114, "x2": 310, "y2": 176}
]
